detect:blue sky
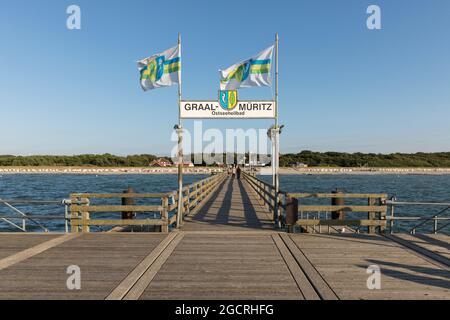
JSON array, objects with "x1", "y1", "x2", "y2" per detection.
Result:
[{"x1": 0, "y1": 0, "x2": 449, "y2": 156}]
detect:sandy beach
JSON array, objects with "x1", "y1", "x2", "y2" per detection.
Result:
[{"x1": 1, "y1": 166, "x2": 450, "y2": 175}]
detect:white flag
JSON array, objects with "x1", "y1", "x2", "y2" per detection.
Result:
[
  {"x1": 219, "y1": 45, "x2": 274, "y2": 90},
  {"x1": 137, "y1": 45, "x2": 180, "y2": 91}
]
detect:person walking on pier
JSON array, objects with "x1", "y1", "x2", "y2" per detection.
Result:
[
  {"x1": 236, "y1": 165, "x2": 241, "y2": 179},
  {"x1": 232, "y1": 165, "x2": 236, "y2": 179}
]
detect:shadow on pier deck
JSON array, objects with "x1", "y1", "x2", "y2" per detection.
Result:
[{"x1": 0, "y1": 177, "x2": 449, "y2": 300}]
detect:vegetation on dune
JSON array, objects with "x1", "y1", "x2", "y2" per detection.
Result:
[
  {"x1": 0, "y1": 151, "x2": 449, "y2": 167},
  {"x1": 279, "y1": 151, "x2": 450, "y2": 168},
  {"x1": 0, "y1": 154, "x2": 157, "y2": 167}
]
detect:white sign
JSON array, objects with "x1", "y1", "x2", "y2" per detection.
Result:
[
  {"x1": 180, "y1": 91, "x2": 275, "y2": 119},
  {"x1": 180, "y1": 100, "x2": 275, "y2": 119}
]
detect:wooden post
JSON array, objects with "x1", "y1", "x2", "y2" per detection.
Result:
[
  {"x1": 368, "y1": 197, "x2": 376, "y2": 234},
  {"x1": 285, "y1": 196, "x2": 299, "y2": 233},
  {"x1": 70, "y1": 197, "x2": 79, "y2": 233},
  {"x1": 161, "y1": 196, "x2": 169, "y2": 233},
  {"x1": 380, "y1": 196, "x2": 387, "y2": 234},
  {"x1": 331, "y1": 189, "x2": 345, "y2": 220},
  {"x1": 185, "y1": 187, "x2": 190, "y2": 217},
  {"x1": 81, "y1": 197, "x2": 90, "y2": 233},
  {"x1": 122, "y1": 187, "x2": 134, "y2": 220}
]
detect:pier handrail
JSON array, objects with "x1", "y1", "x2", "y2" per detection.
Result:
[
  {"x1": 286, "y1": 193, "x2": 388, "y2": 234},
  {"x1": 0, "y1": 198, "x2": 52, "y2": 232},
  {"x1": 69, "y1": 192, "x2": 173, "y2": 233},
  {"x1": 68, "y1": 172, "x2": 227, "y2": 232},
  {"x1": 171, "y1": 172, "x2": 227, "y2": 225},
  {"x1": 242, "y1": 171, "x2": 279, "y2": 221},
  {"x1": 384, "y1": 198, "x2": 450, "y2": 234},
  {"x1": 242, "y1": 171, "x2": 388, "y2": 233},
  {"x1": 409, "y1": 206, "x2": 450, "y2": 234}
]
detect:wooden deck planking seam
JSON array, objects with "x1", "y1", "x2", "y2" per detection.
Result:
[
  {"x1": 106, "y1": 233, "x2": 178, "y2": 300},
  {"x1": 122, "y1": 233, "x2": 185, "y2": 300},
  {"x1": 280, "y1": 233, "x2": 339, "y2": 300},
  {"x1": 0, "y1": 233, "x2": 81, "y2": 271},
  {"x1": 271, "y1": 234, "x2": 319, "y2": 300}
]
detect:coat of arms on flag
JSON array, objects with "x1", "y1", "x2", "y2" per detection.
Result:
[
  {"x1": 219, "y1": 45, "x2": 274, "y2": 90},
  {"x1": 137, "y1": 45, "x2": 181, "y2": 91}
]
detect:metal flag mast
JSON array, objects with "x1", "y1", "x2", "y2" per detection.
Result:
[
  {"x1": 176, "y1": 33, "x2": 184, "y2": 228},
  {"x1": 274, "y1": 32, "x2": 280, "y2": 227}
]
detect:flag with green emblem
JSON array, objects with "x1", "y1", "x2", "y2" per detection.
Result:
[
  {"x1": 219, "y1": 45, "x2": 274, "y2": 90},
  {"x1": 137, "y1": 45, "x2": 181, "y2": 91}
]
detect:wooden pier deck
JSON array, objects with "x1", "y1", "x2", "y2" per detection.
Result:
[{"x1": 0, "y1": 177, "x2": 449, "y2": 300}]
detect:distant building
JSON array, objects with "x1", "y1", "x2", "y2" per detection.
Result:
[
  {"x1": 149, "y1": 158, "x2": 173, "y2": 167},
  {"x1": 290, "y1": 162, "x2": 308, "y2": 168},
  {"x1": 173, "y1": 160, "x2": 195, "y2": 167}
]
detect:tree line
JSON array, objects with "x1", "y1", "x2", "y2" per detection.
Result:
[
  {"x1": 0, "y1": 151, "x2": 449, "y2": 167},
  {"x1": 0, "y1": 154, "x2": 157, "y2": 167},
  {"x1": 279, "y1": 151, "x2": 450, "y2": 167}
]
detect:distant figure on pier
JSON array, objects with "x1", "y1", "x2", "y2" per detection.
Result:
[
  {"x1": 236, "y1": 165, "x2": 241, "y2": 179},
  {"x1": 232, "y1": 165, "x2": 236, "y2": 179}
]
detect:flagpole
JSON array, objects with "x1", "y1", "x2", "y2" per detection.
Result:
[
  {"x1": 274, "y1": 33, "x2": 280, "y2": 227},
  {"x1": 176, "y1": 33, "x2": 184, "y2": 228}
]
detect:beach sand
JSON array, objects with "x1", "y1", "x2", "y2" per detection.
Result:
[{"x1": 1, "y1": 166, "x2": 450, "y2": 175}]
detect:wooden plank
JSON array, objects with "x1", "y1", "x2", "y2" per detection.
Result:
[
  {"x1": 299, "y1": 205, "x2": 387, "y2": 213},
  {"x1": 296, "y1": 219, "x2": 387, "y2": 227},
  {"x1": 70, "y1": 205, "x2": 162, "y2": 212},
  {"x1": 290, "y1": 193, "x2": 388, "y2": 199},
  {"x1": 280, "y1": 233, "x2": 339, "y2": 300},
  {"x1": 123, "y1": 233, "x2": 185, "y2": 300},
  {"x1": 271, "y1": 234, "x2": 319, "y2": 300},
  {"x1": 70, "y1": 193, "x2": 170, "y2": 199},
  {"x1": 289, "y1": 233, "x2": 450, "y2": 300},
  {"x1": 181, "y1": 230, "x2": 279, "y2": 235},
  {"x1": 140, "y1": 233, "x2": 302, "y2": 300},
  {"x1": 384, "y1": 234, "x2": 450, "y2": 270},
  {"x1": 0, "y1": 233, "x2": 80, "y2": 271},
  {"x1": 106, "y1": 233, "x2": 178, "y2": 300},
  {"x1": 0, "y1": 234, "x2": 168, "y2": 300},
  {"x1": 0, "y1": 234, "x2": 60, "y2": 260},
  {"x1": 71, "y1": 219, "x2": 165, "y2": 227}
]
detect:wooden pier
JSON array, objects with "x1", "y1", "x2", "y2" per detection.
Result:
[{"x1": 0, "y1": 175, "x2": 449, "y2": 300}]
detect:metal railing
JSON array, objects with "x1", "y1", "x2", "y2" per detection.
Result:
[
  {"x1": 0, "y1": 199, "x2": 66, "y2": 232},
  {"x1": 386, "y1": 197, "x2": 450, "y2": 234}
]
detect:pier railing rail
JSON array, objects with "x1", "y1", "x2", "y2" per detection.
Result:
[
  {"x1": 242, "y1": 171, "x2": 388, "y2": 234},
  {"x1": 242, "y1": 171, "x2": 278, "y2": 220},
  {"x1": 386, "y1": 198, "x2": 450, "y2": 234},
  {"x1": 176, "y1": 172, "x2": 227, "y2": 224},
  {"x1": 69, "y1": 192, "x2": 174, "y2": 232},
  {"x1": 0, "y1": 199, "x2": 61, "y2": 232},
  {"x1": 285, "y1": 193, "x2": 388, "y2": 234},
  {"x1": 69, "y1": 172, "x2": 226, "y2": 233}
]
